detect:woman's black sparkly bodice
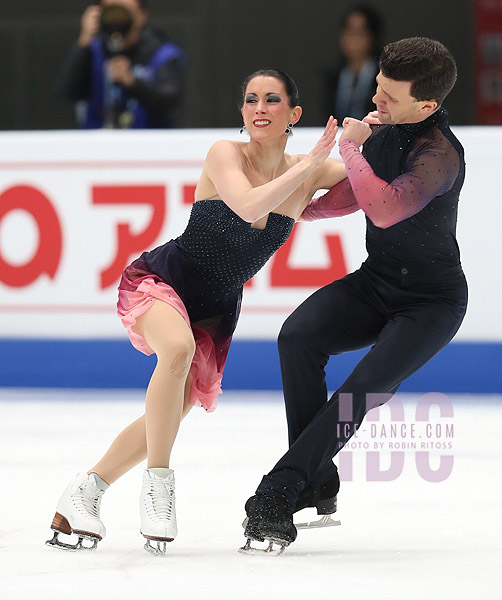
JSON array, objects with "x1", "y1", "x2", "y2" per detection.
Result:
[
  {"x1": 175, "y1": 200, "x2": 294, "y2": 292},
  {"x1": 142, "y1": 199, "x2": 294, "y2": 323}
]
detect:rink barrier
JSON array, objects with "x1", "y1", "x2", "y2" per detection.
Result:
[
  {"x1": 0, "y1": 127, "x2": 500, "y2": 346},
  {"x1": 1, "y1": 339, "x2": 500, "y2": 394}
]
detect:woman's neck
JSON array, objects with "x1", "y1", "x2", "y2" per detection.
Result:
[{"x1": 245, "y1": 139, "x2": 289, "y2": 180}]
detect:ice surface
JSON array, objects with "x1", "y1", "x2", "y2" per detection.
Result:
[{"x1": 0, "y1": 389, "x2": 500, "y2": 600}]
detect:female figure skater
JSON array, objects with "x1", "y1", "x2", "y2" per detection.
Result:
[{"x1": 46, "y1": 69, "x2": 358, "y2": 555}]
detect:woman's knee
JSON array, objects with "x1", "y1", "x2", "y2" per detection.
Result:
[
  {"x1": 138, "y1": 302, "x2": 196, "y2": 361},
  {"x1": 156, "y1": 335, "x2": 196, "y2": 370},
  {"x1": 144, "y1": 317, "x2": 196, "y2": 376}
]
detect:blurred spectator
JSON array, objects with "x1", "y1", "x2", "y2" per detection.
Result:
[
  {"x1": 58, "y1": 0, "x2": 185, "y2": 128},
  {"x1": 325, "y1": 4, "x2": 384, "y2": 122}
]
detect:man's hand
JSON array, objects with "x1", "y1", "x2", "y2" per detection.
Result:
[
  {"x1": 107, "y1": 56, "x2": 135, "y2": 87},
  {"x1": 340, "y1": 117, "x2": 372, "y2": 146},
  {"x1": 78, "y1": 5, "x2": 101, "y2": 47},
  {"x1": 362, "y1": 111, "x2": 383, "y2": 126}
]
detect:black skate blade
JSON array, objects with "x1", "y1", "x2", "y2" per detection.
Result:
[
  {"x1": 295, "y1": 514, "x2": 341, "y2": 530},
  {"x1": 45, "y1": 530, "x2": 99, "y2": 551},
  {"x1": 238, "y1": 537, "x2": 286, "y2": 556}
]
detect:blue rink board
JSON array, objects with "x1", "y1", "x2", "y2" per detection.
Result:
[{"x1": 0, "y1": 339, "x2": 500, "y2": 394}]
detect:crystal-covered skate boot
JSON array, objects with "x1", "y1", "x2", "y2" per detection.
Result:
[
  {"x1": 140, "y1": 468, "x2": 177, "y2": 556},
  {"x1": 240, "y1": 494, "x2": 297, "y2": 555},
  {"x1": 294, "y1": 474, "x2": 341, "y2": 529},
  {"x1": 45, "y1": 473, "x2": 108, "y2": 551}
]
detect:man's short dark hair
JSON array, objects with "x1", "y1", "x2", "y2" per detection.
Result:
[
  {"x1": 101, "y1": 0, "x2": 148, "y2": 9},
  {"x1": 379, "y1": 37, "x2": 457, "y2": 105}
]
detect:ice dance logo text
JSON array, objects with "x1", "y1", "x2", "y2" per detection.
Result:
[{"x1": 337, "y1": 393, "x2": 455, "y2": 483}]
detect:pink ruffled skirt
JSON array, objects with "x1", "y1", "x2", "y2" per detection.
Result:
[{"x1": 117, "y1": 269, "x2": 223, "y2": 412}]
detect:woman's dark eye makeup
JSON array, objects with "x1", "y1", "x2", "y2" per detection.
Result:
[{"x1": 245, "y1": 94, "x2": 282, "y2": 103}]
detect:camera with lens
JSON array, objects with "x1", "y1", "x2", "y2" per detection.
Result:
[{"x1": 100, "y1": 4, "x2": 133, "y2": 54}]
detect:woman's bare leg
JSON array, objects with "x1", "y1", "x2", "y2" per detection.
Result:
[
  {"x1": 138, "y1": 301, "x2": 195, "y2": 468},
  {"x1": 88, "y1": 415, "x2": 147, "y2": 484},
  {"x1": 88, "y1": 301, "x2": 195, "y2": 482},
  {"x1": 182, "y1": 370, "x2": 194, "y2": 419}
]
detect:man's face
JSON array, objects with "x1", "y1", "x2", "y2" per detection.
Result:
[{"x1": 372, "y1": 72, "x2": 437, "y2": 125}]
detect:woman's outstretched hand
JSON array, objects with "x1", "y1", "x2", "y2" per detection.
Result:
[{"x1": 308, "y1": 116, "x2": 339, "y2": 167}]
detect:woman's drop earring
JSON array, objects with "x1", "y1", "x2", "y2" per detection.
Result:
[
  {"x1": 240, "y1": 124, "x2": 247, "y2": 134},
  {"x1": 285, "y1": 122, "x2": 294, "y2": 136}
]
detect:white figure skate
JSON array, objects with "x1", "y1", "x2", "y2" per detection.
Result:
[
  {"x1": 140, "y1": 468, "x2": 177, "y2": 556},
  {"x1": 46, "y1": 473, "x2": 107, "y2": 551}
]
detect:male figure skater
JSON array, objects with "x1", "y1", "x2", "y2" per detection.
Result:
[{"x1": 242, "y1": 37, "x2": 468, "y2": 552}]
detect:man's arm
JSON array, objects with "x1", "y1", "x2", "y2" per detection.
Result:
[
  {"x1": 57, "y1": 45, "x2": 93, "y2": 101},
  {"x1": 339, "y1": 119, "x2": 460, "y2": 228},
  {"x1": 125, "y1": 57, "x2": 185, "y2": 122},
  {"x1": 57, "y1": 5, "x2": 100, "y2": 101},
  {"x1": 300, "y1": 179, "x2": 360, "y2": 222}
]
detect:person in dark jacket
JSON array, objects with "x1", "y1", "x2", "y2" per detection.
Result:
[{"x1": 58, "y1": 0, "x2": 185, "y2": 128}]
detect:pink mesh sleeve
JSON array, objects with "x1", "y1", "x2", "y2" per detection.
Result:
[
  {"x1": 338, "y1": 136, "x2": 460, "y2": 228},
  {"x1": 300, "y1": 178, "x2": 360, "y2": 222}
]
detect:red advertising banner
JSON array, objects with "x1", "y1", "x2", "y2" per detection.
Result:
[{"x1": 475, "y1": 0, "x2": 502, "y2": 123}]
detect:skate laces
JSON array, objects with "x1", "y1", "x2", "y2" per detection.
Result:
[
  {"x1": 73, "y1": 481, "x2": 103, "y2": 519},
  {"x1": 145, "y1": 479, "x2": 175, "y2": 522}
]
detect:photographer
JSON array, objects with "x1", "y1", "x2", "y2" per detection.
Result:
[{"x1": 58, "y1": 0, "x2": 185, "y2": 128}]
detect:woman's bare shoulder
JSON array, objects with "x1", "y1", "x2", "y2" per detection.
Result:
[{"x1": 207, "y1": 139, "x2": 247, "y2": 158}]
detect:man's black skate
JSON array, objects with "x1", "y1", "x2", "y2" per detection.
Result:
[
  {"x1": 294, "y1": 473, "x2": 340, "y2": 515},
  {"x1": 293, "y1": 474, "x2": 341, "y2": 530},
  {"x1": 240, "y1": 494, "x2": 297, "y2": 555}
]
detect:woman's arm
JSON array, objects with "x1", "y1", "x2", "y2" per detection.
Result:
[
  {"x1": 307, "y1": 155, "x2": 348, "y2": 192},
  {"x1": 203, "y1": 117, "x2": 339, "y2": 223},
  {"x1": 298, "y1": 154, "x2": 359, "y2": 221}
]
